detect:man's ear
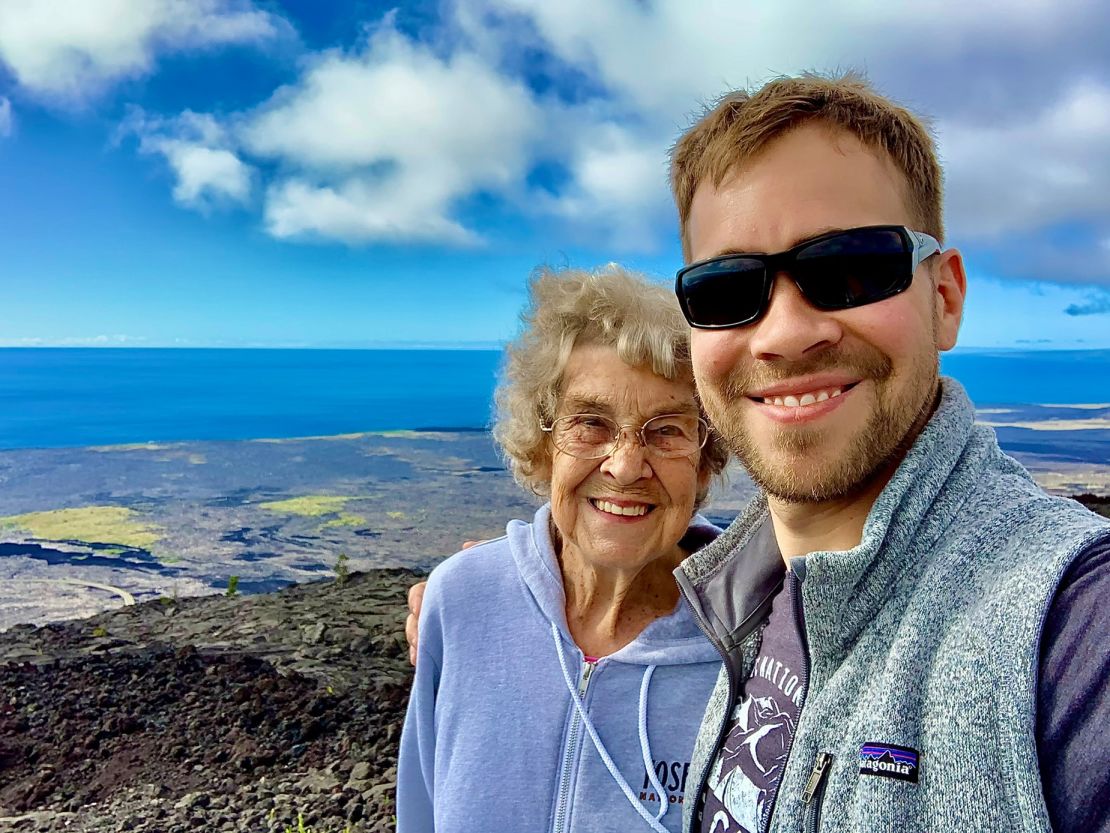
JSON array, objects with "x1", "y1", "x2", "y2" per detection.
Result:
[{"x1": 932, "y1": 248, "x2": 967, "y2": 351}]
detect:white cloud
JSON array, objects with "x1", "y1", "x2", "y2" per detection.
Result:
[
  {"x1": 0, "y1": 0, "x2": 284, "y2": 101},
  {"x1": 0, "y1": 96, "x2": 11, "y2": 137},
  {"x1": 93, "y1": 0, "x2": 1106, "y2": 267},
  {"x1": 163, "y1": 143, "x2": 252, "y2": 207},
  {"x1": 534, "y1": 122, "x2": 673, "y2": 250},
  {"x1": 263, "y1": 177, "x2": 478, "y2": 245},
  {"x1": 939, "y1": 80, "x2": 1110, "y2": 241},
  {"x1": 124, "y1": 109, "x2": 253, "y2": 209},
  {"x1": 239, "y1": 20, "x2": 542, "y2": 244},
  {"x1": 463, "y1": 0, "x2": 1106, "y2": 119},
  {"x1": 451, "y1": 0, "x2": 1110, "y2": 263}
]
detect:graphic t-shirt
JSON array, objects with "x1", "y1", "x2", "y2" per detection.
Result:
[{"x1": 700, "y1": 574, "x2": 805, "y2": 833}]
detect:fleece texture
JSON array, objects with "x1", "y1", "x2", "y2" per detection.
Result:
[{"x1": 676, "y1": 378, "x2": 1110, "y2": 833}]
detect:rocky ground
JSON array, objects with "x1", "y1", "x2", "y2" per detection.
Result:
[
  {"x1": 0, "y1": 495, "x2": 1106, "y2": 833},
  {"x1": 1075, "y1": 492, "x2": 1110, "y2": 519},
  {"x1": 0, "y1": 568, "x2": 419, "y2": 833}
]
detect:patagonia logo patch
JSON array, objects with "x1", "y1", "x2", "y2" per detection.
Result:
[{"x1": 859, "y1": 742, "x2": 920, "y2": 783}]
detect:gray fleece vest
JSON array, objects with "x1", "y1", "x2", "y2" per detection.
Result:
[{"x1": 675, "y1": 378, "x2": 1110, "y2": 833}]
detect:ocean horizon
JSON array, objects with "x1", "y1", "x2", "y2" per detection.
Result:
[{"x1": 2, "y1": 346, "x2": 1109, "y2": 452}]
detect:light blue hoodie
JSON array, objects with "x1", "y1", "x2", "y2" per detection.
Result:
[{"x1": 397, "y1": 504, "x2": 723, "y2": 833}]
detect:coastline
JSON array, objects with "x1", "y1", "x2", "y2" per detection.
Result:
[{"x1": 1, "y1": 426, "x2": 1108, "y2": 632}]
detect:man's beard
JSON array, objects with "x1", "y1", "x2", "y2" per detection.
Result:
[{"x1": 703, "y1": 344, "x2": 939, "y2": 504}]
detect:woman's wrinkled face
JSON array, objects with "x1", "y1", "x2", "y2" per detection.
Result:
[{"x1": 542, "y1": 343, "x2": 706, "y2": 572}]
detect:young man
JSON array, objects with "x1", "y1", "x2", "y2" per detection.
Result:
[
  {"x1": 406, "y1": 74, "x2": 1110, "y2": 832},
  {"x1": 669, "y1": 74, "x2": 1110, "y2": 833}
]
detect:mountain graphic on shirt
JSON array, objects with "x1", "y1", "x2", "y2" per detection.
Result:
[{"x1": 703, "y1": 692, "x2": 797, "y2": 832}]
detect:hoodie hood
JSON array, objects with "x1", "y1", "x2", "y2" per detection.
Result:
[
  {"x1": 398, "y1": 502, "x2": 726, "y2": 833},
  {"x1": 507, "y1": 503, "x2": 722, "y2": 666}
]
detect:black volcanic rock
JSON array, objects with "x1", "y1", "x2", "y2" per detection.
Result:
[
  {"x1": 0, "y1": 569, "x2": 421, "y2": 833},
  {"x1": 1074, "y1": 493, "x2": 1110, "y2": 519}
]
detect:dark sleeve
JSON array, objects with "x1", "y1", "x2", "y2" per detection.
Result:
[{"x1": 1037, "y1": 533, "x2": 1110, "y2": 833}]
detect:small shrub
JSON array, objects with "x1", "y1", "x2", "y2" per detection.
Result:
[
  {"x1": 333, "y1": 552, "x2": 350, "y2": 585},
  {"x1": 91, "y1": 625, "x2": 108, "y2": 638},
  {"x1": 282, "y1": 812, "x2": 353, "y2": 833},
  {"x1": 225, "y1": 575, "x2": 239, "y2": 597}
]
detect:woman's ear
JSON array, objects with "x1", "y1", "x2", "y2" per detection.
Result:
[
  {"x1": 694, "y1": 458, "x2": 713, "y2": 507},
  {"x1": 532, "y1": 453, "x2": 552, "y2": 488}
]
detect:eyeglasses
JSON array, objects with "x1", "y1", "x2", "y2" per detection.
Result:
[
  {"x1": 675, "y1": 225, "x2": 941, "y2": 329},
  {"x1": 540, "y1": 413, "x2": 709, "y2": 460}
]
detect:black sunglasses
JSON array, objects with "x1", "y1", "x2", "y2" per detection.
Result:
[{"x1": 675, "y1": 225, "x2": 941, "y2": 329}]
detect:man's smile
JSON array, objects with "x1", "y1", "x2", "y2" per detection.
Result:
[{"x1": 743, "y1": 375, "x2": 864, "y2": 422}]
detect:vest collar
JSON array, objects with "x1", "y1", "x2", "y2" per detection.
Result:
[
  {"x1": 677, "y1": 377, "x2": 1023, "y2": 671},
  {"x1": 794, "y1": 377, "x2": 1022, "y2": 675}
]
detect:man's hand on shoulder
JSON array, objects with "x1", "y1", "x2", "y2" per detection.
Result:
[
  {"x1": 406, "y1": 581, "x2": 426, "y2": 666},
  {"x1": 406, "y1": 539, "x2": 489, "y2": 667}
]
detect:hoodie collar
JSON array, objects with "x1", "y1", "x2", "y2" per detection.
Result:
[{"x1": 507, "y1": 504, "x2": 722, "y2": 666}]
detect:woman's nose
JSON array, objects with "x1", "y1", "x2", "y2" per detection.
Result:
[{"x1": 599, "y1": 428, "x2": 652, "y2": 483}]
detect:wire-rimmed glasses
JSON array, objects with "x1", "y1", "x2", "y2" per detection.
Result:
[{"x1": 540, "y1": 413, "x2": 709, "y2": 460}]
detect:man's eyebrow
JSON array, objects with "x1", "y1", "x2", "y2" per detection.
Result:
[{"x1": 708, "y1": 226, "x2": 847, "y2": 258}]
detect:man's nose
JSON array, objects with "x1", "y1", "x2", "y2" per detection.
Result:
[
  {"x1": 746, "y1": 273, "x2": 843, "y2": 360},
  {"x1": 599, "y1": 429, "x2": 652, "y2": 484}
]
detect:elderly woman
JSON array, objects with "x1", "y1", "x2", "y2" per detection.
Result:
[{"x1": 396, "y1": 265, "x2": 729, "y2": 833}]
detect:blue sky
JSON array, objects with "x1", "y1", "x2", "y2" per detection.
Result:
[{"x1": 1, "y1": 0, "x2": 1109, "y2": 349}]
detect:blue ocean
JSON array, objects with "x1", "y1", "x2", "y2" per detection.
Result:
[{"x1": 1, "y1": 348, "x2": 1109, "y2": 451}]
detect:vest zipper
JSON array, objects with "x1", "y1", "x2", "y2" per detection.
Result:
[
  {"x1": 801, "y1": 752, "x2": 833, "y2": 833},
  {"x1": 676, "y1": 574, "x2": 779, "y2": 832},
  {"x1": 675, "y1": 585, "x2": 734, "y2": 831},
  {"x1": 552, "y1": 659, "x2": 596, "y2": 833},
  {"x1": 764, "y1": 571, "x2": 811, "y2": 831},
  {"x1": 785, "y1": 573, "x2": 821, "y2": 833}
]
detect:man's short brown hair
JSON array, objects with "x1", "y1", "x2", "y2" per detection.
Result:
[{"x1": 670, "y1": 72, "x2": 943, "y2": 261}]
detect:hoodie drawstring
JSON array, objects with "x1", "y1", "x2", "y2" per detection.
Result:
[
  {"x1": 638, "y1": 665, "x2": 669, "y2": 822},
  {"x1": 551, "y1": 623, "x2": 670, "y2": 832}
]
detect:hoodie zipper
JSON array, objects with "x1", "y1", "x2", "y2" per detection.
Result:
[
  {"x1": 552, "y1": 659, "x2": 596, "y2": 833},
  {"x1": 790, "y1": 572, "x2": 828, "y2": 833},
  {"x1": 801, "y1": 752, "x2": 833, "y2": 833},
  {"x1": 680, "y1": 568, "x2": 816, "y2": 833}
]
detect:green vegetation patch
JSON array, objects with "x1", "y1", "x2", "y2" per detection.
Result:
[
  {"x1": 259, "y1": 496, "x2": 355, "y2": 517},
  {"x1": 320, "y1": 512, "x2": 366, "y2": 529},
  {"x1": 0, "y1": 506, "x2": 162, "y2": 548}
]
